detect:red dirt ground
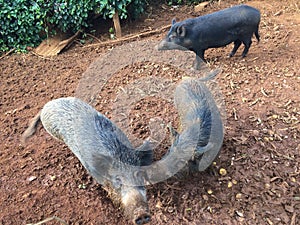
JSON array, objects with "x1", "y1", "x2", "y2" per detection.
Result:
[{"x1": 1, "y1": 0, "x2": 299, "y2": 224}]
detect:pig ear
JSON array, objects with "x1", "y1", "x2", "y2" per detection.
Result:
[
  {"x1": 177, "y1": 25, "x2": 186, "y2": 37},
  {"x1": 136, "y1": 140, "x2": 153, "y2": 166},
  {"x1": 167, "y1": 123, "x2": 180, "y2": 145},
  {"x1": 171, "y1": 18, "x2": 176, "y2": 25}
]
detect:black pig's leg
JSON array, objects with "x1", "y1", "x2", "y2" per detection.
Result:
[
  {"x1": 241, "y1": 38, "x2": 252, "y2": 57},
  {"x1": 194, "y1": 50, "x2": 205, "y2": 70},
  {"x1": 229, "y1": 40, "x2": 242, "y2": 57}
]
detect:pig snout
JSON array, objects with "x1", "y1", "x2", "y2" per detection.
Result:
[
  {"x1": 156, "y1": 38, "x2": 190, "y2": 51},
  {"x1": 122, "y1": 187, "x2": 151, "y2": 224},
  {"x1": 133, "y1": 209, "x2": 151, "y2": 225},
  {"x1": 155, "y1": 39, "x2": 164, "y2": 50},
  {"x1": 156, "y1": 38, "x2": 172, "y2": 51}
]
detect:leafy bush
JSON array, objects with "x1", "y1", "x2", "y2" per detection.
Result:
[
  {"x1": 0, "y1": 0, "x2": 146, "y2": 52},
  {"x1": 127, "y1": 0, "x2": 146, "y2": 20},
  {"x1": 98, "y1": 0, "x2": 145, "y2": 20},
  {"x1": 44, "y1": 0, "x2": 99, "y2": 33},
  {"x1": 0, "y1": 0, "x2": 46, "y2": 52}
]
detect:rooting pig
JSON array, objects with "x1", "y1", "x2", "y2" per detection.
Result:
[
  {"x1": 168, "y1": 75, "x2": 224, "y2": 174},
  {"x1": 21, "y1": 97, "x2": 152, "y2": 225},
  {"x1": 157, "y1": 4, "x2": 261, "y2": 69}
]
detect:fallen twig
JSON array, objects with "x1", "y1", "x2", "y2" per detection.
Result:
[
  {"x1": 165, "y1": 182, "x2": 182, "y2": 191},
  {"x1": 232, "y1": 108, "x2": 238, "y2": 120},
  {"x1": 30, "y1": 50, "x2": 55, "y2": 60},
  {"x1": 26, "y1": 216, "x2": 68, "y2": 225},
  {"x1": 268, "y1": 147, "x2": 295, "y2": 161},
  {"x1": 83, "y1": 24, "x2": 172, "y2": 48},
  {"x1": 249, "y1": 98, "x2": 260, "y2": 107},
  {"x1": 0, "y1": 48, "x2": 15, "y2": 60},
  {"x1": 290, "y1": 212, "x2": 296, "y2": 225},
  {"x1": 86, "y1": 33, "x2": 102, "y2": 43},
  {"x1": 261, "y1": 87, "x2": 269, "y2": 97}
]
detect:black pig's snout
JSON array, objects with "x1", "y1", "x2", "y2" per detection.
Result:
[{"x1": 134, "y1": 214, "x2": 151, "y2": 225}]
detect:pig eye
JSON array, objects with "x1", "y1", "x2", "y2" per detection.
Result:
[
  {"x1": 114, "y1": 176, "x2": 122, "y2": 188},
  {"x1": 169, "y1": 35, "x2": 176, "y2": 41}
]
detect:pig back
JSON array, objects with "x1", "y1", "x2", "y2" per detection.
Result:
[
  {"x1": 192, "y1": 5, "x2": 260, "y2": 38},
  {"x1": 197, "y1": 5, "x2": 260, "y2": 25},
  {"x1": 174, "y1": 79, "x2": 212, "y2": 146},
  {"x1": 40, "y1": 97, "x2": 140, "y2": 184},
  {"x1": 174, "y1": 77, "x2": 224, "y2": 171}
]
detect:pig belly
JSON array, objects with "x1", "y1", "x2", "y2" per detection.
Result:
[{"x1": 201, "y1": 34, "x2": 236, "y2": 49}]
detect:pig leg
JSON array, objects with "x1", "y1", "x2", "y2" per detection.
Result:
[
  {"x1": 194, "y1": 50, "x2": 205, "y2": 70},
  {"x1": 241, "y1": 38, "x2": 252, "y2": 58},
  {"x1": 255, "y1": 26, "x2": 260, "y2": 42},
  {"x1": 229, "y1": 40, "x2": 242, "y2": 57}
]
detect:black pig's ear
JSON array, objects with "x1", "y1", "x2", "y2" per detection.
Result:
[
  {"x1": 172, "y1": 18, "x2": 177, "y2": 25},
  {"x1": 177, "y1": 25, "x2": 186, "y2": 37}
]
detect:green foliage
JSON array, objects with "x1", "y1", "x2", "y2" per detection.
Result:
[
  {"x1": 97, "y1": 0, "x2": 145, "y2": 20},
  {"x1": 44, "y1": 0, "x2": 99, "y2": 33},
  {"x1": 0, "y1": 0, "x2": 46, "y2": 52},
  {"x1": 0, "y1": 0, "x2": 146, "y2": 52},
  {"x1": 127, "y1": 0, "x2": 146, "y2": 20}
]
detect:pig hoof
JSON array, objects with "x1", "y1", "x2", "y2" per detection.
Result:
[{"x1": 134, "y1": 214, "x2": 151, "y2": 224}]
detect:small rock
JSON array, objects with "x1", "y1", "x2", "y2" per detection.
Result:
[
  {"x1": 181, "y1": 194, "x2": 188, "y2": 200},
  {"x1": 27, "y1": 176, "x2": 37, "y2": 182},
  {"x1": 284, "y1": 205, "x2": 294, "y2": 213},
  {"x1": 265, "y1": 183, "x2": 271, "y2": 189},
  {"x1": 202, "y1": 194, "x2": 209, "y2": 201},
  {"x1": 235, "y1": 210, "x2": 244, "y2": 217},
  {"x1": 156, "y1": 200, "x2": 162, "y2": 209},
  {"x1": 78, "y1": 183, "x2": 87, "y2": 189},
  {"x1": 236, "y1": 193, "x2": 242, "y2": 199},
  {"x1": 167, "y1": 206, "x2": 174, "y2": 213}
]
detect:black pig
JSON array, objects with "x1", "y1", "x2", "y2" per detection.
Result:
[
  {"x1": 157, "y1": 4, "x2": 261, "y2": 69},
  {"x1": 21, "y1": 97, "x2": 152, "y2": 225}
]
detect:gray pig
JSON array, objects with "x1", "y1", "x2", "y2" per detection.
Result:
[
  {"x1": 21, "y1": 97, "x2": 152, "y2": 225},
  {"x1": 168, "y1": 76, "x2": 224, "y2": 174},
  {"x1": 157, "y1": 4, "x2": 261, "y2": 69}
]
